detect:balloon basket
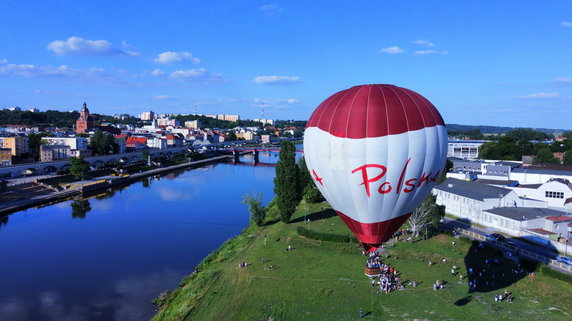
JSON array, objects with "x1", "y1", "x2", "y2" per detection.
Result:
[{"x1": 364, "y1": 267, "x2": 382, "y2": 277}]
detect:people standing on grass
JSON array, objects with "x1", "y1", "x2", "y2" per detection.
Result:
[{"x1": 365, "y1": 252, "x2": 401, "y2": 294}]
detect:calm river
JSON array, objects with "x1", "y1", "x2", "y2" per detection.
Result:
[{"x1": 0, "y1": 151, "x2": 282, "y2": 321}]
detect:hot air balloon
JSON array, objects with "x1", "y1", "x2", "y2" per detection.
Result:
[{"x1": 303, "y1": 84, "x2": 448, "y2": 252}]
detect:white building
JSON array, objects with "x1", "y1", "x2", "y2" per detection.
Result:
[
  {"x1": 447, "y1": 140, "x2": 486, "y2": 159},
  {"x1": 433, "y1": 178, "x2": 520, "y2": 222},
  {"x1": 507, "y1": 178, "x2": 572, "y2": 211},
  {"x1": 40, "y1": 145, "x2": 71, "y2": 162},
  {"x1": 139, "y1": 111, "x2": 155, "y2": 121},
  {"x1": 184, "y1": 120, "x2": 201, "y2": 130},
  {"x1": 253, "y1": 118, "x2": 274, "y2": 125},
  {"x1": 480, "y1": 207, "x2": 566, "y2": 238},
  {"x1": 147, "y1": 137, "x2": 167, "y2": 150},
  {"x1": 157, "y1": 118, "x2": 180, "y2": 127},
  {"x1": 510, "y1": 167, "x2": 572, "y2": 185},
  {"x1": 43, "y1": 137, "x2": 89, "y2": 150}
]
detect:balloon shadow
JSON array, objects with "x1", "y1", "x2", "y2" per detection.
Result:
[
  {"x1": 289, "y1": 208, "x2": 337, "y2": 223},
  {"x1": 462, "y1": 237, "x2": 555, "y2": 295}
]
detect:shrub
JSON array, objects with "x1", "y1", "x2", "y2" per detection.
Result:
[
  {"x1": 303, "y1": 186, "x2": 323, "y2": 203},
  {"x1": 539, "y1": 265, "x2": 572, "y2": 283}
]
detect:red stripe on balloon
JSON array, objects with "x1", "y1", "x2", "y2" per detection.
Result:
[
  {"x1": 306, "y1": 84, "x2": 445, "y2": 139},
  {"x1": 336, "y1": 210, "x2": 412, "y2": 251}
]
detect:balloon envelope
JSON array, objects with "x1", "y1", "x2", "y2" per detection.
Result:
[{"x1": 303, "y1": 84, "x2": 448, "y2": 251}]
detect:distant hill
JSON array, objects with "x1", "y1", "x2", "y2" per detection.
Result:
[{"x1": 446, "y1": 123, "x2": 567, "y2": 135}]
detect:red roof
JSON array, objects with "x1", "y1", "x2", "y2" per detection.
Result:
[
  {"x1": 165, "y1": 134, "x2": 176, "y2": 140},
  {"x1": 126, "y1": 136, "x2": 147, "y2": 145},
  {"x1": 546, "y1": 216, "x2": 572, "y2": 222},
  {"x1": 528, "y1": 228, "x2": 557, "y2": 235},
  {"x1": 306, "y1": 84, "x2": 445, "y2": 139}
]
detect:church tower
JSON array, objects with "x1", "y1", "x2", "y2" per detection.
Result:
[{"x1": 76, "y1": 102, "x2": 95, "y2": 134}]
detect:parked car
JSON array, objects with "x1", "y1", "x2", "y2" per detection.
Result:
[
  {"x1": 556, "y1": 256, "x2": 572, "y2": 266},
  {"x1": 486, "y1": 233, "x2": 506, "y2": 241}
]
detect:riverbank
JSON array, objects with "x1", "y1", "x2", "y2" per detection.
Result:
[
  {"x1": 152, "y1": 201, "x2": 572, "y2": 320},
  {"x1": 0, "y1": 154, "x2": 232, "y2": 216}
]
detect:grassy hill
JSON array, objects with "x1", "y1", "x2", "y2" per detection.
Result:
[{"x1": 152, "y1": 201, "x2": 572, "y2": 321}]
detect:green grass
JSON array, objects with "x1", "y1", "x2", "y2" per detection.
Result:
[{"x1": 153, "y1": 201, "x2": 572, "y2": 321}]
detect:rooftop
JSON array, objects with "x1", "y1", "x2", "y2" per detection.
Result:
[
  {"x1": 527, "y1": 228, "x2": 557, "y2": 236},
  {"x1": 513, "y1": 165, "x2": 572, "y2": 175},
  {"x1": 434, "y1": 178, "x2": 513, "y2": 201},
  {"x1": 485, "y1": 207, "x2": 566, "y2": 221},
  {"x1": 546, "y1": 216, "x2": 572, "y2": 222}
]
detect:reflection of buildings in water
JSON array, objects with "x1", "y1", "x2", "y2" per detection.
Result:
[
  {"x1": 71, "y1": 198, "x2": 91, "y2": 219},
  {"x1": 0, "y1": 215, "x2": 8, "y2": 227},
  {"x1": 0, "y1": 269, "x2": 185, "y2": 321}
]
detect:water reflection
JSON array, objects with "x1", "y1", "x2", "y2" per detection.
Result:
[
  {"x1": 70, "y1": 198, "x2": 91, "y2": 219},
  {"x1": 0, "y1": 216, "x2": 8, "y2": 228},
  {"x1": 0, "y1": 159, "x2": 279, "y2": 321},
  {"x1": 0, "y1": 269, "x2": 184, "y2": 321}
]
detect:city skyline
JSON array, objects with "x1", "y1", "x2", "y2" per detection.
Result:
[{"x1": 1, "y1": 1, "x2": 572, "y2": 129}]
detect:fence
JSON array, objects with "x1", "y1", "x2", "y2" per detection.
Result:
[{"x1": 453, "y1": 227, "x2": 572, "y2": 274}]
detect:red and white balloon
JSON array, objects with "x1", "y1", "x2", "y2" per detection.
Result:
[{"x1": 303, "y1": 84, "x2": 448, "y2": 251}]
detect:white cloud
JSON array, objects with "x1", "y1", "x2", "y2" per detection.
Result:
[
  {"x1": 153, "y1": 51, "x2": 200, "y2": 64},
  {"x1": 0, "y1": 58, "x2": 7, "y2": 64},
  {"x1": 47, "y1": 36, "x2": 138, "y2": 56},
  {"x1": 561, "y1": 21, "x2": 572, "y2": 27},
  {"x1": 260, "y1": 4, "x2": 283, "y2": 15},
  {"x1": 412, "y1": 39, "x2": 435, "y2": 47},
  {"x1": 154, "y1": 95, "x2": 169, "y2": 100},
  {"x1": 253, "y1": 75, "x2": 301, "y2": 84},
  {"x1": 380, "y1": 46, "x2": 404, "y2": 54},
  {"x1": 0, "y1": 62, "x2": 107, "y2": 78},
  {"x1": 151, "y1": 69, "x2": 165, "y2": 76},
  {"x1": 414, "y1": 50, "x2": 448, "y2": 55},
  {"x1": 170, "y1": 68, "x2": 225, "y2": 83},
  {"x1": 552, "y1": 77, "x2": 572, "y2": 84},
  {"x1": 253, "y1": 98, "x2": 299, "y2": 108},
  {"x1": 521, "y1": 92, "x2": 559, "y2": 99}
]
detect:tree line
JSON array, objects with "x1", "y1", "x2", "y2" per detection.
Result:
[{"x1": 477, "y1": 129, "x2": 572, "y2": 163}]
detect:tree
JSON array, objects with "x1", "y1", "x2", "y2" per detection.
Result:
[
  {"x1": 438, "y1": 159, "x2": 453, "y2": 183},
  {"x1": 297, "y1": 156, "x2": 313, "y2": 191},
  {"x1": 303, "y1": 186, "x2": 323, "y2": 203},
  {"x1": 142, "y1": 150, "x2": 150, "y2": 165},
  {"x1": 242, "y1": 193, "x2": 267, "y2": 226},
  {"x1": 407, "y1": 198, "x2": 433, "y2": 237},
  {"x1": 563, "y1": 150, "x2": 572, "y2": 164},
  {"x1": 226, "y1": 131, "x2": 237, "y2": 141},
  {"x1": 274, "y1": 141, "x2": 300, "y2": 223},
  {"x1": 505, "y1": 128, "x2": 550, "y2": 142},
  {"x1": 407, "y1": 194, "x2": 444, "y2": 237},
  {"x1": 70, "y1": 156, "x2": 90, "y2": 179},
  {"x1": 534, "y1": 147, "x2": 559, "y2": 164},
  {"x1": 28, "y1": 132, "x2": 51, "y2": 161},
  {"x1": 89, "y1": 131, "x2": 118, "y2": 155}
]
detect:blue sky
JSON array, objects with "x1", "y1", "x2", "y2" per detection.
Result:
[{"x1": 0, "y1": 1, "x2": 571, "y2": 129}]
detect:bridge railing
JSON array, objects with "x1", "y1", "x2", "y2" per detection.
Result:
[{"x1": 453, "y1": 227, "x2": 572, "y2": 273}]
